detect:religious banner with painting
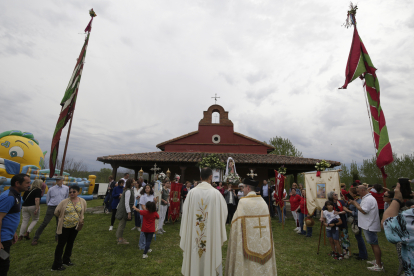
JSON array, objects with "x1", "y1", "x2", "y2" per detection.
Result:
[
  {"x1": 168, "y1": 182, "x2": 183, "y2": 222},
  {"x1": 304, "y1": 170, "x2": 341, "y2": 215}
]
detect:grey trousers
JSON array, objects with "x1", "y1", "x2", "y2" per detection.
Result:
[
  {"x1": 34, "y1": 205, "x2": 58, "y2": 240},
  {"x1": 116, "y1": 218, "x2": 127, "y2": 239}
]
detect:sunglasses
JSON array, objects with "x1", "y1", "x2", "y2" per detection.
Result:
[
  {"x1": 69, "y1": 191, "x2": 78, "y2": 194},
  {"x1": 383, "y1": 195, "x2": 389, "y2": 198}
]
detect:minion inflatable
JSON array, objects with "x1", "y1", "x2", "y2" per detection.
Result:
[{"x1": 0, "y1": 130, "x2": 94, "y2": 201}]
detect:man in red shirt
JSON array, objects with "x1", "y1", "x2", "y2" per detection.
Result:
[{"x1": 289, "y1": 188, "x2": 302, "y2": 233}]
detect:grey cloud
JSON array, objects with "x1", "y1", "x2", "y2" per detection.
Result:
[
  {"x1": 219, "y1": 72, "x2": 235, "y2": 85},
  {"x1": 245, "y1": 71, "x2": 267, "y2": 84}
]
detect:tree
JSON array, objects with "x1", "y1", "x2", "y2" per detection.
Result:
[
  {"x1": 44, "y1": 156, "x2": 89, "y2": 178},
  {"x1": 96, "y1": 168, "x2": 112, "y2": 183},
  {"x1": 267, "y1": 136, "x2": 303, "y2": 157}
]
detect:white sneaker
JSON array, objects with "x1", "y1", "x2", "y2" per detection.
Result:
[
  {"x1": 148, "y1": 249, "x2": 152, "y2": 253},
  {"x1": 131, "y1": 227, "x2": 137, "y2": 231},
  {"x1": 367, "y1": 264, "x2": 384, "y2": 272},
  {"x1": 142, "y1": 254, "x2": 148, "y2": 259},
  {"x1": 162, "y1": 229, "x2": 166, "y2": 233},
  {"x1": 138, "y1": 227, "x2": 141, "y2": 232},
  {"x1": 367, "y1": 260, "x2": 377, "y2": 265},
  {"x1": 109, "y1": 226, "x2": 113, "y2": 231},
  {"x1": 157, "y1": 231, "x2": 163, "y2": 235}
]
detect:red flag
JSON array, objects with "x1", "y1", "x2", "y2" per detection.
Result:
[
  {"x1": 274, "y1": 170, "x2": 285, "y2": 209},
  {"x1": 168, "y1": 182, "x2": 182, "y2": 222}
]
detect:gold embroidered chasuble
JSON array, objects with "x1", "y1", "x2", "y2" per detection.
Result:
[
  {"x1": 225, "y1": 192, "x2": 277, "y2": 276},
  {"x1": 180, "y1": 182, "x2": 228, "y2": 276}
]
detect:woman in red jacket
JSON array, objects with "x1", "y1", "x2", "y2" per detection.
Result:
[{"x1": 289, "y1": 188, "x2": 301, "y2": 233}]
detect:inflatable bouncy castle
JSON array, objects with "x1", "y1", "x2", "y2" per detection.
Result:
[{"x1": 0, "y1": 130, "x2": 95, "y2": 201}]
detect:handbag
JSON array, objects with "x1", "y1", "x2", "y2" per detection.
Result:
[{"x1": 351, "y1": 216, "x2": 359, "y2": 234}]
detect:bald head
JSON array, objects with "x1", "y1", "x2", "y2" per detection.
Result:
[{"x1": 357, "y1": 185, "x2": 368, "y2": 196}]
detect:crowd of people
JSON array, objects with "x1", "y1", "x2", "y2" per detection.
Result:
[{"x1": 0, "y1": 171, "x2": 413, "y2": 275}]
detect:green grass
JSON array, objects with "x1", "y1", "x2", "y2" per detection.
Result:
[{"x1": 10, "y1": 199, "x2": 398, "y2": 275}]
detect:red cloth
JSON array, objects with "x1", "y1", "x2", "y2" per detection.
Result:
[
  {"x1": 370, "y1": 191, "x2": 385, "y2": 209},
  {"x1": 274, "y1": 170, "x2": 286, "y2": 208},
  {"x1": 289, "y1": 194, "x2": 301, "y2": 211},
  {"x1": 299, "y1": 197, "x2": 308, "y2": 215},
  {"x1": 341, "y1": 189, "x2": 349, "y2": 200},
  {"x1": 168, "y1": 182, "x2": 183, "y2": 222},
  {"x1": 139, "y1": 210, "x2": 159, "y2": 233},
  {"x1": 217, "y1": 186, "x2": 225, "y2": 196}
]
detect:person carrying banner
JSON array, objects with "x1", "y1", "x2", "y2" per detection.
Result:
[{"x1": 225, "y1": 177, "x2": 277, "y2": 276}]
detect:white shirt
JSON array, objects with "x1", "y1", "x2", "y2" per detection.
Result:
[
  {"x1": 139, "y1": 194, "x2": 154, "y2": 210},
  {"x1": 323, "y1": 210, "x2": 340, "y2": 230},
  {"x1": 358, "y1": 193, "x2": 381, "y2": 232},
  {"x1": 237, "y1": 191, "x2": 244, "y2": 199}
]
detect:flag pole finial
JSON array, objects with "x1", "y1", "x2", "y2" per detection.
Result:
[
  {"x1": 85, "y1": 9, "x2": 97, "y2": 33},
  {"x1": 342, "y1": 2, "x2": 358, "y2": 29}
]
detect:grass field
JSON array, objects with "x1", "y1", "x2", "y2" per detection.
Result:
[{"x1": 9, "y1": 199, "x2": 399, "y2": 276}]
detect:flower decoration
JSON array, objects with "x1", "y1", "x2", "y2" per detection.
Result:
[
  {"x1": 89, "y1": 9, "x2": 97, "y2": 17},
  {"x1": 315, "y1": 160, "x2": 331, "y2": 177},
  {"x1": 157, "y1": 172, "x2": 167, "y2": 181},
  {"x1": 277, "y1": 165, "x2": 287, "y2": 175},
  {"x1": 198, "y1": 154, "x2": 226, "y2": 170},
  {"x1": 223, "y1": 173, "x2": 240, "y2": 184}
]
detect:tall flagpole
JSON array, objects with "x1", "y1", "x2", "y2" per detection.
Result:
[{"x1": 50, "y1": 9, "x2": 96, "y2": 177}]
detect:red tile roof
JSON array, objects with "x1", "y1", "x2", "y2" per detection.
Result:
[{"x1": 97, "y1": 151, "x2": 340, "y2": 166}]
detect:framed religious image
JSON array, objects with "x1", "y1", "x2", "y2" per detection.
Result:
[{"x1": 316, "y1": 183, "x2": 326, "y2": 199}]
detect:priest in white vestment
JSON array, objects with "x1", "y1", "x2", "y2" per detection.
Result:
[
  {"x1": 225, "y1": 178, "x2": 277, "y2": 276},
  {"x1": 180, "y1": 167, "x2": 228, "y2": 276}
]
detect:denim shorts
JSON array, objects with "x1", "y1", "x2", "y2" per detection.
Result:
[
  {"x1": 363, "y1": 229, "x2": 379, "y2": 245},
  {"x1": 326, "y1": 228, "x2": 339, "y2": 240}
]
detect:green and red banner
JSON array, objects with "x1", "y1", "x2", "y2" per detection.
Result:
[
  {"x1": 49, "y1": 11, "x2": 96, "y2": 177},
  {"x1": 168, "y1": 182, "x2": 183, "y2": 222},
  {"x1": 340, "y1": 8, "x2": 393, "y2": 178}
]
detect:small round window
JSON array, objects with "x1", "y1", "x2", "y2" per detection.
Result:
[{"x1": 212, "y1": 135, "x2": 220, "y2": 144}]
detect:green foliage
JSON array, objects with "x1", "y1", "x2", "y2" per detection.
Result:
[
  {"x1": 96, "y1": 168, "x2": 113, "y2": 183},
  {"x1": 341, "y1": 153, "x2": 414, "y2": 187},
  {"x1": 198, "y1": 154, "x2": 226, "y2": 170},
  {"x1": 267, "y1": 136, "x2": 303, "y2": 157}
]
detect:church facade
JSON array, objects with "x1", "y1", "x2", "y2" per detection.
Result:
[{"x1": 97, "y1": 104, "x2": 340, "y2": 184}]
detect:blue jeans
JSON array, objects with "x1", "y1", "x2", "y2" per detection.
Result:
[
  {"x1": 363, "y1": 229, "x2": 379, "y2": 245},
  {"x1": 355, "y1": 227, "x2": 368, "y2": 259},
  {"x1": 276, "y1": 205, "x2": 286, "y2": 223},
  {"x1": 298, "y1": 213, "x2": 306, "y2": 235},
  {"x1": 104, "y1": 193, "x2": 112, "y2": 212},
  {"x1": 143, "y1": 232, "x2": 154, "y2": 254},
  {"x1": 306, "y1": 226, "x2": 313, "y2": 237},
  {"x1": 139, "y1": 231, "x2": 146, "y2": 250},
  {"x1": 134, "y1": 210, "x2": 141, "y2": 227}
]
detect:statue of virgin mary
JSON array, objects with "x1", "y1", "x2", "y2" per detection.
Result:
[{"x1": 225, "y1": 157, "x2": 237, "y2": 176}]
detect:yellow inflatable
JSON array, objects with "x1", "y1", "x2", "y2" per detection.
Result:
[{"x1": 0, "y1": 130, "x2": 46, "y2": 178}]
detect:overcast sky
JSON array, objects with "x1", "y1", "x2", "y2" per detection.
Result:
[{"x1": 1, "y1": 0, "x2": 413, "y2": 172}]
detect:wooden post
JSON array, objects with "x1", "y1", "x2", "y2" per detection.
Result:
[
  {"x1": 317, "y1": 221, "x2": 323, "y2": 254},
  {"x1": 134, "y1": 169, "x2": 139, "y2": 180},
  {"x1": 180, "y1": 166, "x2": 186, "y2": 183},
  {"x1": 111, "y1": 165, "x2": 119, "y2": 181}
]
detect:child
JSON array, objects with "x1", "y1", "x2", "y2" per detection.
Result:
[
  {"x1": 133, "y1": 201, "x2": 159, "y2": 259},
  {"x1": 323, "y1": 201, "x2": 343, "y2": 260}
]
